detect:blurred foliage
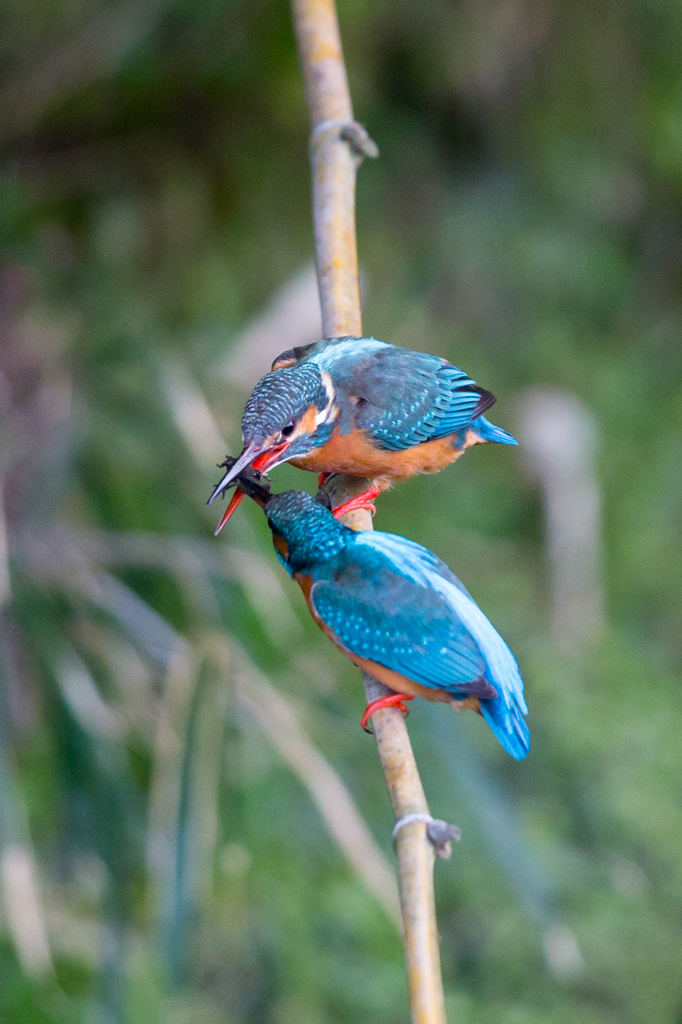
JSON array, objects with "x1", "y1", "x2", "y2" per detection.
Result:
[{"x1": 1, "y1": 0, "x2": 682, "y2": 1021}]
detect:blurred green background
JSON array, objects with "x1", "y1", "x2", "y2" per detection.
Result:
[{"x1": 1, "y1": 0, "x2": 682, "y2": 1021}]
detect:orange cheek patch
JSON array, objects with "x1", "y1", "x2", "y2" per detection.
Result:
[
  {"x1": 292, "y1": 404, "x2": 320, "y2": 440},
  {"x1": 274, "y1": 536, "x2": 289, "y2": 561}
]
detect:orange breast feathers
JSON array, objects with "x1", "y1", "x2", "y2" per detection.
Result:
[
  {"x1": 293, "y1": 573, "x2": 472, "y2": 710},
  {"x1": 290, "y1": 426, "x2": 481, "y2": 486}
]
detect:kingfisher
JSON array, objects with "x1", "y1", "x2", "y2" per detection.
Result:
[
  {"x1": 228, "y1": 473, "x2": 529, "y2": 759},
  {"x1": 208, "y1": 336, "x2": 517, "y2": 532}
]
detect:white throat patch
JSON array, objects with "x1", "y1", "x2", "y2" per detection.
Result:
[{"x1": 316, "y1": 369, "x2": 336, "y2": 425}]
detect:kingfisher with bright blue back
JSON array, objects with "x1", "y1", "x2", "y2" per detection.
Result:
[
  {"x1": 208, "y1": 336, "x2": 517, "y2": 532},
  {"x1": 227, "y1": 471, "x2": 529, "y2": 759}
]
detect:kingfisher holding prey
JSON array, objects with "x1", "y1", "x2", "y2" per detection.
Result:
[
  {"x1": 227, "y1": 471, "x2": 529, "y2": 759},
  {"x1": 208, "y1": 337, "x2": 517, "y2": 532}
]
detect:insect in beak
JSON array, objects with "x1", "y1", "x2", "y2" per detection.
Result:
[{"x1": 211, "y1": 461, "x2": 272, "y2": 535}]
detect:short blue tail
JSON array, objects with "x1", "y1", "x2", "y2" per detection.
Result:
[
  {"x1": 480, "y1": 695, "x2": 530, "y2": 760},
  {"x1": 471, "y1": 415, "x2": 517, "y2": 446}
]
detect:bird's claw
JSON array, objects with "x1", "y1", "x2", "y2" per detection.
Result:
[
  {"x1": 360, "y1": 693, "x2": 414, "y2": 733},
  {"x1": 333, "y1": 500, "x2": 376, "y2": 519},
  {"x1": 331, "y1": 484, "x2": 381, "y2": 520}
]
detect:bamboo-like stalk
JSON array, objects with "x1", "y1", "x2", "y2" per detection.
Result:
[{"x1": 290, "y1": 2, "x2": 448, "y2": 1020}]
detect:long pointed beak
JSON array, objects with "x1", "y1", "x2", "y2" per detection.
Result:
[
  {"x1": 207, "y1": 442, "x2": 261, "y2": 505},
  {"x1": 207, "y1": 440, "x2": 293, "y2": 507},
  {"x1": 214, "y1": 489, "x2": 246, "y2": 535},
  {"x1": 213, "y1": 474, "x2": 271, "y2": 535}
]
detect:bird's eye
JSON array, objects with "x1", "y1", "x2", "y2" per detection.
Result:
[{"x1": 281, "y1": 420, "x2": 295, "y2": 438}]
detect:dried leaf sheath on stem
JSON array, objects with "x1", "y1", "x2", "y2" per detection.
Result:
[{"x1": 290, "y1": 1, "x2": 448, "y2": 1020}]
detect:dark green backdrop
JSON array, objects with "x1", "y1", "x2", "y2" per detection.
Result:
[{"x1": 1, "y1": 0, "x2": 681, "y2": 1021}]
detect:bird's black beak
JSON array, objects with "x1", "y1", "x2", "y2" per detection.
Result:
[
  {"x1": 212, "y1": 459, "x2": 272, "y2": 536},
  {"x1": 207, "y1": 441, "x2": 261, "y2": 506},
  {"x1": 232, "y1": 470, "x2": 272, "y2": 506},
  {"x1": 207, "y1": 439, "x2": 292, "y2": 508}
]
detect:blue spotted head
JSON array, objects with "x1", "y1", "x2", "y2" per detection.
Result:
[
  {"x1": 208, "y1": 460, "x2": 348, "y2": 569},
  {"x1": 207, "y1": 361, "x2": 336, "y2": 517},
  {"x1": 262, "y1": 490, "x2": 349, "y2": 575}
]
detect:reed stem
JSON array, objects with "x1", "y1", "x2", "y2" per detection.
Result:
[{"x1": 290, "y1": 2, "x2": 448, "y2": 1019}]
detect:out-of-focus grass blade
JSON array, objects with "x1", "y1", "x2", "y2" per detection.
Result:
[
  {"x1": 423, "y1": 703, "x2": 585, "y2": 979},
  {"x1": 153, "y1": 353, "x2": 310, "y2": 648},
  {"x1": 60, "y1": 527, "x2": 304, "y2": 648},
  {"x1": 0, "y1": 478, "x2": 53, "y2": 978},
  {"x1": 19, "y1": 529, "x2": 182, "y2": 667},
  {"x1": 0, "y1": 757, "x2": 54, "y2": 979},
  {"x1": 160, "y1": 358, "x2": 229, "y2": 473},
  {"x1": 54, "y1": 642, "x2": 125, "y2": 740},
  {"x1": 218, "y1": 638, "x2": 402, "y2": 928},
  {"x1": 146, "y1": 642, "x2": 227, "y2": 982}
]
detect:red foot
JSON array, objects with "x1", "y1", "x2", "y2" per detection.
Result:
[
  {"x1": 332, "y1": 484, "x2": 381, "y2": 520},
  {"x1": 334, "y1": 499, "x2": 376, "y2": 519},
  {"x1": 318, "y1": 472, "x2": 331, "y2": 487},
  {"x1": 361, "y1": 693, "x2": 414, "y2": 733}
]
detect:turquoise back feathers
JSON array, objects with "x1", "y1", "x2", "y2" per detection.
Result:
[
  {"x1": 209, "y1": 336, "x2": 518, "y2": 509},
  {"x1": 257, "y1": 336, "x2": 517, "y2": 455},
  {"x1": 263, "y1": 491, "x2": 529, "y2": 760}
]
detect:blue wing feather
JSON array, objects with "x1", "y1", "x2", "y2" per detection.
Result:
[
  {"x1": 351, "y1": 533, "x2": 530, "y2": 759},
  {"x1": 350, "y1": 353, "x2": 484, "y2": 451},
  {"x1": 310, "y1": 558, "x2": 489, "y2": 693},
  {"x1": 304, "y1": 338, "x2": 497, "y2": 451}
]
